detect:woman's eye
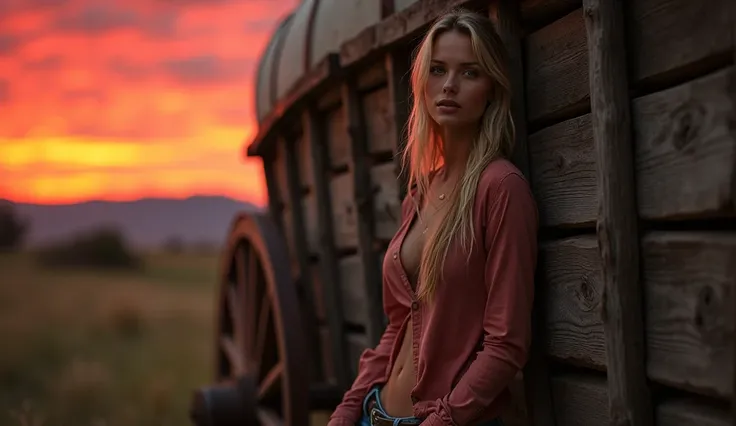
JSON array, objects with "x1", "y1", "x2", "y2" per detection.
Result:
[
  {"x1": 463, "y1": 69, "x2": 478, "y2": 78},
  {"x1": 429, "y1": 66, "x2": 445, "y2": 75}
]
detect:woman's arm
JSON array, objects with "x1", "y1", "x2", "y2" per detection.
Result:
[
  {"x1": 327, "y1": 309, "x2": 405, "y2": 426},
  {"x1": 328, "y1": 191, "x2": 417, "y2": 426},
  {"x1": 421, "y1": 172, "x2": 538, "y2": 426}
]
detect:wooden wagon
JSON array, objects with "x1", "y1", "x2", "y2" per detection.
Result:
[{"x1": 189, "y1": 0, "x2": 736, "y2": 425}]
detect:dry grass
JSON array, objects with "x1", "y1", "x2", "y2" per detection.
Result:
[{"x1": 0, "y1": 251, "x2": 220, "y2": 426}]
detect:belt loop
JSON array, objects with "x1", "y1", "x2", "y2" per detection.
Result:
[{"x1": 362, "y1": 386, "x2": 378, "y2": 418}]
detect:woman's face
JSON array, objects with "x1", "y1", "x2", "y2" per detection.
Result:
[{"x1": 424, "y1": 30, "x2": 493, "y2": 129}]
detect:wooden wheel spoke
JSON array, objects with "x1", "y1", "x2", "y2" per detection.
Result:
[
  {"x1": 219, "y1": 336, "x2": 244, "y2": 375},
  {"x1": 258, "y1": 362, "x2": 283, "y2": 400},
  {"x1": 245, "y1": 245, "x2": 259, "y2": 368},
  {"x1": 226, "y1": 285, "x2": 245, "y2": 350},
  {"x1": 254, "y1": 291, "x2": 271, "y2": 373}
]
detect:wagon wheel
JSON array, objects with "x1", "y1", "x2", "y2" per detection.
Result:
[{"x1": 190, "y1": 211, "x2": 308, "y2": 426}]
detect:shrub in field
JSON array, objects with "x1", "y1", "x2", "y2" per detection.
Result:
[
  {"x1": 0, "y1": 201, "x2": 29, "y2": 252},
  {"x1": 35, "y1": 228, "x2": 143, "y2": 269}
]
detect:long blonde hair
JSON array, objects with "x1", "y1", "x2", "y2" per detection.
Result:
[{"x1": 403, "y1": 9, "x2": 515, "y2": 302}]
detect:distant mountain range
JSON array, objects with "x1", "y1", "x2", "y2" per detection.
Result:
[{"x1": 6, "y1": 196, "x2": 263, "y2": 249}]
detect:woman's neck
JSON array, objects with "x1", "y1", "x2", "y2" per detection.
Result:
[{"x1": 438, "y1": 125, "x2": 474, "y2": 179}]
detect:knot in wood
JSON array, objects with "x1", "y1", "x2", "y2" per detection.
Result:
[
  {"x1": 664, "y1": 100, "x2": 706, "y2": 153},
  {"x1": 575, "y1": 273, "x2": 599, "y2": 312},
  {"x1": 694, "y1": 284, "x2": 729, "y2": 344}
]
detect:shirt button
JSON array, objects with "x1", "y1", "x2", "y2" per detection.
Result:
[
  {"x1": 392, "y1": 253, "x2": 398, "y2": 260},
  {"x1": 411, "y1": 301, "x2": 419, "y2": 311}
]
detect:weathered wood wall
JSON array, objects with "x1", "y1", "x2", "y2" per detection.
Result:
[{"x1": 256, "y1": 0, "x2": 735, "y2": 423}]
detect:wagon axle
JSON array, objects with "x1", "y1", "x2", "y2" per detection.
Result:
[{"x1": 190, "y1": 375, "x2": 260, "y2": 426}]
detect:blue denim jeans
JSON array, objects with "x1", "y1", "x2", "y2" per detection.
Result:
[{"x1": 357, "y1": 386, "x2": 504, "y2": 426}]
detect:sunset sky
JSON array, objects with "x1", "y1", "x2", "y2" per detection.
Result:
[{"x1": 0, "y1": 0, "x2": 298, "y2": 206}]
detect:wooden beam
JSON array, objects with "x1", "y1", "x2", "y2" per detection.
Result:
[
  {"x1": 582, "y1": 0, "x2": 653, "y2": 425},
  {"x1": 282, "y1": 134, "x2": 325, "y2": 383},
  {"x1": 342, "y1": 80, "x2": 386, "y2": 346},
  {"x1": 303, "y1": 109, "x2": 350, "y2": 391},
  {"x1": 385, "y1": 48, "x2": 411, "y2": 200},
  {"x1": 262, "y1": 150, "x2": 284, "y2": 229},
  {"x1": 731, "y1": 3, "x2": 736, "y2": 425},
  {"x1": 490, "y1": 2, "x2": 555, "y2": 426}
]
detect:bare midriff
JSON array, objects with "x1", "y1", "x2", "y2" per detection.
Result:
[
  {"x1": 379, "y1": 320, "x2": 416, "y2": 416},
  {"x1": 380, "y1": 171, "x2": 456, "y2": 418}
]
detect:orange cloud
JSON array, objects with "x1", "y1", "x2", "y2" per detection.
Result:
[{"x1": 0, "y1": 0, "x2": 297, "y2": 206}]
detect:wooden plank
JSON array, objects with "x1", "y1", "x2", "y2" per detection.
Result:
[
  {"x1": 338, "y1": 254, "x2": 368, "y2": 327},
  {"x1": 273, "y1": 138, "x2": 291, "y2": 209},
  {"x1": 643, "y1": 232, "x2": 736, "y2": 399},
  {"x1": 528, "y1": 113, "x2": 596, "y2": 228},
  {"x1": 304, "y1": 109, "x2": 350, "y2": 391},
  {"x1": 583, "y1": 1, "x2": 652, "y2": 424},
  {"x1": 356, "y1": 61, "x2": 388, "y2": 92},
  {"x1": 657, "y1": 398, "x2": 730, "y2": 426},
  {"x1": 375, "y1": 0, "x2": 484, "y2": 53},
  {"x1": 346, "y1": 332, "x2": 369, "y2": 380},
  {"x1": 310, "y1": 261, "x2": 325, "y2": 320},
  {"x1": 283, "y1": 133, "x2": 324, "y2": 380},
  {"x1": 385, "y1": 47, "x2": 412, "y2": 200},
  {"x1": 542, "y1": 233, "x2": 736, "y2": 398},
  {"x1": 549, "y1": 373, "x2": 609, "y2": 426},
  {"x1": 262, "y1": 153, "x2": 283, "y2": 227},
  {"x1": 627, "y1": 0, "x2": 734, "y2": 85},
  {"x1": 361, "y1": 85, "x2": 396, "y2": 156},
  {"x1": 371, "y1": 162, "x2": 402, "y2": 242},
  {"x1": 330, "y1": 173, "x2": 358, "y2": 250},
  {"x1": 491, "y1": 2, "x2": 555, "y2": 426},
  {"x1": 296, "y1": 131, "x2": 315, "y2": 190},
  {"x1": 520, "y1": 0, "x2": 580, "y2": 30},
  {"x1": 541, "y1": 236, "x2": 606, "y2": 370},
  {"x1": 632, "y1": 67, "x2": 736, "y2": 221},
  {"x1": 325, "y1": 104, "x2": 351, "y2": 170},
  {"x1": 525, "y1": 8, "x2": 589, "y2": 125},
  {"x1": 303, "y1": 191, "x2": 320, "y2": 256},
  {"x1": 342, "y1": 80, "x2": 385, "y2": 345}
]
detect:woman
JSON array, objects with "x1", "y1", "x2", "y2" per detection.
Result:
[{"x1": 328, "y1": 9, "x2": 538, "y2": 426}]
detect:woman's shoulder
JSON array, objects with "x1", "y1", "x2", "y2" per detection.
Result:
[{"x1": 477, "y1": 158, "x2": 531, "y2": 195}]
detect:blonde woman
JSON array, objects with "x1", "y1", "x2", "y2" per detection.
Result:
[{"x1": 328, "y1": 9, "x2": 538, "y2": 426}]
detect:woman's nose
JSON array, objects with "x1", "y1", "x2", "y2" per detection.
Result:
[{"x1": 442, "y1": 76, "x2": 458, "y2": 94}]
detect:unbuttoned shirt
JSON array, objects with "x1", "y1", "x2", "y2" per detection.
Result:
[{"x1": 328, "y1": 159, "x2": 539, "y2": 426}]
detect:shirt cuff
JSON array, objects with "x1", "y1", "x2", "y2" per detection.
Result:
[{"x1": 421, "y1": 412, "x2": 451, "y2": 426}]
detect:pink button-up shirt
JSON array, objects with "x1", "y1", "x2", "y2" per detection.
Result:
[{"x1": 329, "y1": 159, "x2": 538, "y2": 426}]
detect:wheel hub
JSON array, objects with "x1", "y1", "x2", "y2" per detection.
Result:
[{"x1": 190, "y1": 375, "x2": 259, "y2": 426}]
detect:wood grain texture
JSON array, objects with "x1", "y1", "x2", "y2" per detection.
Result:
[
  {"x1": 302, "y1": 192, "x2": 320, "y2": 256},
  {"x1": 305, "y1": 110, "x2": 350, "y2": 390},
  {"x1": 528, "y1": 114, "x2": 596, "y2": 228},
  {"x1": 627, "y1": 0, "x2": 734, "y2": 84},
  {"x1": 371, "y1": 162, "x2": 402, "y2": 242},
  {"x1": 492, "y1": 2, "x2": 554, "y2": 426},
  {"x1": 549, "y1": 373, "x2": 609, "y2": 426},
  {"x1": 657, "y1": 398, "x2": 731, "y2": 426},
  {"x1": 520, "y1": 0, "x2": 580, "y2": 30},
  {"x1": 329, "y1": 172, "x2": 359, "y2": 250},
  {"x1": 524, "y1": 8, "x2": 589, "y2": 124},
  {"x1": 361, "y1": 85, "x2": 396, "y2": 156},
  {"x1": 643, "y1": 232, "x2": 736, "y2": 399},
  {"x1": 338, "y1": 254, "x2": 368, "y2": 327},
  {"x1": 284, "y1": 134, "x2": 324, "y2": 380},
  {"x1": 583, "y1": 0, "x2": 652, "y2": 423},
  {"x1": 632, "y1": 67, "x2": 736, "y2": 220},
  {"x1": 343, "y1": 80, "x2": 386, "y2": 345},
  {"x1": 325, "y1": 104, "x2": 351, "y2": 170},
  {"x1": 542, "y1": 232, "x2": 736, "y2": 398},
  {"x1": 541, "y1": 236, "x2": 606, "y2": 370},
  {"x1": 385, "y1": 48, "x2": 412, "y2": 200}
]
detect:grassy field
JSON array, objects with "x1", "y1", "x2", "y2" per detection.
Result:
[{"x1": 0, "y1": 251, "x2": 220, "y2": 426}]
